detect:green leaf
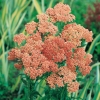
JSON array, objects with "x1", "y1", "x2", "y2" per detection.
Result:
[
  {"x1": 33, "y1": 0, "x2": 42, "y2": 14},
  {"x1": 88, "y1": 34, "x2": 100, "y2": 54},
  {"x1": 95, "y1": 45, "x2": 100, "y2": 54},
  {"x1": 11, "y1": 76, "x2": 21, "y2": 93},
  {"x1": 13, "y1": 12, "x2": 26, "y2": 34},
  {"x1": 48, "y1": 0, "x2": 53, "y2": 8},
  {"x1": 86, "y1": 88, "x2": 92, "y2": 100},
  {"x1": 78, "y1": 77, "x2": 94, "y2": 100},
  {"x1": 21, "y1": 77, "x2": 27, "y2": 85},
  {"x1": 93, "y1": 84, "x2": 100, "y2": 100},
  {"x1": 31, "y1": 90, "x2": 41, "y2": 97}
]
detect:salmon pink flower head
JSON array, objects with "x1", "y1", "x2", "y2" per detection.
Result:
[
  {"x1": 25, "y1": 21, "x2": 37, "y2": 34},
  {"x1": 13, "y1": 33, "x2": 26, "y2": 45},
  {"x1": 8, "y1": 3, "x2": 93, "y2": 93},
  {"x1": 46, "y1": 3, "x2": 75, "y2": 22}
]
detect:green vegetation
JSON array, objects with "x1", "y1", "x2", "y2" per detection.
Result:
[{"x1": 0, "y1": 0, "x2": 100, "y2": 100}]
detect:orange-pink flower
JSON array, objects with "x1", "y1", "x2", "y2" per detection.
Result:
[
  {"x1": 13, "y1": 33, "x2": 26, "y2": 45},
  {"x1": 8, "y1": 3, "x2": 93, "y2": 93},
  {"x1": 46, "y1": 3, "x2": 75, "y2": 22},
  {"x1": 67, "y1": 81, "x2": 80, "y2": 92},
  {"x1": 25, "y1": 21, "x2": 37, "y2": 34}
]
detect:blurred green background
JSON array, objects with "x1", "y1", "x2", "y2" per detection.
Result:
[{"x1": 0, "y1": 0, "x2": 100, "y2": 100}]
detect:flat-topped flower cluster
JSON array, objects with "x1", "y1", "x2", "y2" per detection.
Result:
[{"x1": 8, "y1": 3, "x2": 93, "y2": 92}]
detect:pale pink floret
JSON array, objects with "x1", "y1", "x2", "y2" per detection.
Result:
[
  {"x1": 25, "y1": 21, "x2": 37, "y2": 34},
  {"x1": 61, "y1": 23, "x2": 93, "y2": 47},
  {"x1": 67, "y1": 81, "x2": 80, "y2": 92},
  {"x1": 53, "y1": 49, "x2": 65, "y2": 62},
  {"x1": 79, "y1": 66, "x2": 91, "y2": 76},
  {"x1": 66, "y1": 58, "x2": 76, "y2": 72},
  {"x1": 8, "y1": 49, "x2": 16, "y2": 60},
  {"x1": 8, "y1": 48, "x2": 22, "y2": 60},
  {"x1": 47, "y1": 73, "x2": 57, "y2": 88},
  {"x1": 38, "y1": 21, "x2": 58, "y2": 34},
  {"x1": 58, "y1": 66, "x2": 76, "y2": 83},
  {"x1": 47, "y1": 66, "x2": 77, "y2": 89},
  {"x1": 55, "y1": 77, "x2": 64, "y2": 87},
  {"x1": 49, "y1": 61, "x2": 58, "y2": 72},
  {"x1": 22, "y1": 53, "x2": 32, "y2": 68},
  {"x1": 29, "y1": 31, "x2": 42, "y2": 41},
  {"x1": 14, "y1": 49, "x2": 22, "y2": 59},
  {"x1": 85, "y1": 54, "x2": 92, "y2": 65},
  {"x1": 13, "y1": 33, "x2": 26, "y2": 45},
  {"x1": 46, "y1": 3, "x2": 75, "y2": 22},
  {"x1": 21, "y1": 43, "x2": 33, "y2": 53},
  {"x1": 37, "y1": 13, "x2": 58, "y2": 34},
  {"x1": 82, "y1": 30, "x2": 93, "y2": 42},
  {"x1": 29, "y1": 67, "x2": 38, "y2": 79},
  {"x1": 42, "y1": 38, "x2": 65, "y2": 62},
  {"x1": 72, "y1": 48, "x2": 92, "y2": 75},
  {"x1": 41, "y1": 60, "x2": 51, "y2": 73},
  {"x1": 37, "y1": 13, "x2": 49, "y2": 22},
  {"x1": 54, "y1": 3, "x2": 71, "y2": 14},
  {"x1": 24, "y1": 67, "x2": 38, "y2": 79},
  {"x1": 46, "y1": 8, "x2": 56, "y2": 22}
]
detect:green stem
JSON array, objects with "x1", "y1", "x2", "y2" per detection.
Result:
[
  {"x1": 41, "y1": 0, "x2": 45, "y2": 13},
  {"x1": 61, "y1": 86, "x2": 65, "y2": 100},
  {"x1": 88, "y1": 34, "x2": 100, "y2": 54},
  {"x1": 70, "y1": 0, "x2": 74, "y2": 7},
  {"x1": 11, "y1": 76, "x2": 21, "y2": 93},
  {"x1": 91, "y1": 62, "x2": 100, "y2": 68},
  {"x1": 1, "y1": 39, "x2": 8, "y2": 86},
  {"x1": 17, "y1": 82, "x2": 24, "y2": 98},
  {"x1": 96, "y1": 64, "x2": 99, "y2": 83},
  {"x1": 30, "y1": 80, "x2": 32, "y2": 100},
  {"x1": 86, "y1": 88, "x2": 92, "y2": 100},
  {"x1": 36, "y1": 79, "x2": 46, "y2": 100},
  {"x1": 48, "y1": 0, "x2": 53, "y2": 8},
  {"x1": 28, "y1": 78, "x2": 32, "y2": 100},
  {"x1": 33, "y1": 0, "x2": 42, "y2": 14}
]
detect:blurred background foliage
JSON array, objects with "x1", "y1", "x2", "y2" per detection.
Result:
[{"x1": 0, "y1": 0, "x2": 100, "y2": 100}]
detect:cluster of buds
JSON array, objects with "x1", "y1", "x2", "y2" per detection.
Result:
[{"x1": 8, "y1": 3, "x2": 93, "y2": 92}]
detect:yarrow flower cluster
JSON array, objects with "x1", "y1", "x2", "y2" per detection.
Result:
[{"x1": 8, "y1": 3, "x2": 93, "y2": 92}]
